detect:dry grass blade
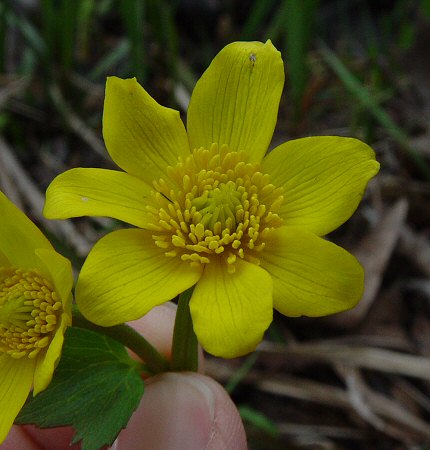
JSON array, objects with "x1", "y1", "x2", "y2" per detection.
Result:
[
  {"x1": 400, "y1": 224, "x2": 430, "y2": 277},
  {"x1": 260, "y1": 341, "x2": 430, "y2": 380},
  {"x1": 0, "y1": 76, "x2": 29, "y2": 108},
  {"x1": 207, "y1": 357, "x2": 430, "y2": 444},
  {"x1": 0, "y1": 136, "x2": 90, "y2": 256},
  {"x1": 257, "y1": 375, "x2": 350, "y2": 410},
  {"x1": 277, "y1": 423, "x2": 364, "y2": 441},
  {"x1": 205, "y1": 359, "x2": 350, "y2": 409},
  {"x1": 395, "y1": 379, "x2": 430, "y2": 414},
  {"x1": 48, "y1": 84, "x2": 107, "y2": 159},
  {"x1": 339, "y1": 366, "x2": 430, "y2": 441},
  {"x1": 329, "y1": 199, "x2": 408, "y2": 327}
]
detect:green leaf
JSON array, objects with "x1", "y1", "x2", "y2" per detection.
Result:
[{"x1": 16, "y1": 327, "x2": 145, "y2": 450}]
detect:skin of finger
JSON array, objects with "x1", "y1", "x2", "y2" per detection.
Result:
[
  {"x1": 6, "y1": 374, "x2": 247, "y2": 450},
  {"x1": 128, "y1": 303, "x2": 177, "y2": 358},
  {"x1": 3, "y1": 304, "x2": 177, "y2": 450},
  {"x1": 128, "y1": 302, "x2": 204, "y2": 371},
  {"x1": 2, "y1": 425, "x2": 78, "y2": 450},
  {"x1": 115, "y1": 372, "x2": 247, "y2": 450}
]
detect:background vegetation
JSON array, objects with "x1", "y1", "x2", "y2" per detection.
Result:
[{"x1": 1, "y1": 0, "x2": 430, "y2": 448}]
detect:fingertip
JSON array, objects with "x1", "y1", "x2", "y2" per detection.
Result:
[
  {"x1": 116, "y1": 372, "x2": 246, "y2": 450},
  {"x1": 3, "y1": 425, "x2": 79, "y2": 450}
]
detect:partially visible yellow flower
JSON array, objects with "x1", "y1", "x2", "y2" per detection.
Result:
[
  {"x1": 0, "y1": 192, "x2": 73, "y2": 442},
  {"x1": 44, "y1": 40, "x2": 379, "y2": 358}
]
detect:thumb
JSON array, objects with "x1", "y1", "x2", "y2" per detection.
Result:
[{"x1": 115, "y1": 372, "x2": 247, "y2": 450}]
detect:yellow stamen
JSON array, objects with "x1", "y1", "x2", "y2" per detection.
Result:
[
  {"x1": 148, "y1": 143, "x2": 283, "y2": 269},
  {"x1": 0, "y1": 267, "x2": 61, "y2": 359}
]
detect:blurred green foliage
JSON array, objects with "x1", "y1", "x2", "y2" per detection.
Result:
[{"x1": 1, "y1": 0, "x2": 426, "y2": 117}]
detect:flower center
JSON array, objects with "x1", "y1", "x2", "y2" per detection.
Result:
[
  {"x1": 0, "y1": 267, "x2": 61, "y2": 359},
  {"x1": 192, "y1": 181, "x2": 242, "y2": 232},
  {"x1": 147, "y1": 144, "x2": 284, "y2": 272}
]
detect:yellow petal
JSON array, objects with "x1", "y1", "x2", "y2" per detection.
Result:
[
  {"x1": 35, "y1": 248, "x2": 73, "y2": 303},
  {"x1": 260, "y1": 226, "x2": 364, "y2": 317},
  {"x1": 103, "y1": 77, "x2": 190, "y2": 184},
  {"x1": 0, "y1": 191, "x2": 52, "y2": 270},
  {"x1": 0, "y1": 355, "x2": 36, "y2": 443},
  {"x1": 44, "y1": 168, "x2": 154, "y2": 228},
  {"x1": 187, "y1": 40, "x2": 284, "y2": 163},
  {"x1": 33, "y1": 301, "x2": 71, "y2": 395},
  {"x1": 262, "y1": 136, "x2": 379, "y2": 235},
  {"x1": 76, "y1": 229, "x2": 202, "y2": 326},
  {"x1": 32, "y1": 249, "x2": 72, "y2": 394},
  {"x1": 190, "y1": 259, "x2": 273, "y2": 358},
  {"x1": 0, "y1": 249, "x2": 9, "y2": 266}
]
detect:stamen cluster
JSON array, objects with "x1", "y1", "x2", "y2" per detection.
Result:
[
  {"x1": 0, "y1": 267, "x2": 61, "y2": 359},
  {"x1": 148, "y1": 144, "x2": 284, "y2": 272}
]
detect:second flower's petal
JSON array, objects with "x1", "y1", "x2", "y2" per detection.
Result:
[
  {"x1": 187, "y1": 40, "x2": 285, "y2": 163},
  {"x1": 103, "y1": 77, "x2": 190, "y2": 184},
  {"x1": 0, "y1": 191, "x2": 52, "y2": 271},
  {"x1": 190, "y1": 259, "x2": 273, "y2": 358},
  {"x1": 35, "y1": 248, "x2": 74, "y2": 305},
  {"x1": 0, "y1": 249, "x2": 9, "y2": 266},
  {"x1": 262, "y1": 136, "x2": 380, "y2": 236},
  {"x1": 76, "y1": 229, "x2": 203, "y2": 326},
  {"x1": 260, "y1": 227, "x2": 364, "y2": 317},
  {"x1": 33, "y1": 248, "x2": 73, "y2": 394},
  {"x1": 44, "y1": 168, "x2": 154, "y2": 228},
  {"x1": 33, "y1": 301, "x2": 71, "y2": 395},
  {"x1": 0, "y1": 355, "x2": 36, "y2": 443}
]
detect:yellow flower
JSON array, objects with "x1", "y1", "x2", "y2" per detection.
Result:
[
  {"x1": 44, "y1": 41, "x2": 379, "y2": 358},
  {"x1": 0, "y1": 192, "x2": 73, "y2": 442}
]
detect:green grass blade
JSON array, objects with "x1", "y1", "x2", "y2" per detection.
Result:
[
  {"x1": 284, "y1": 0, "x2": 319, "y2": 119},
  {"x1": 0, "y1": 2, "x2": 7, "y2": 73},
  {"x1": 89, "y1": 39, "x2": 130, "y2": 80},
  {"x1": 59, "y1": 0, "x2": 80, "y2": 70},
  {"x1": 6, "y1": 9, "x2": 46, "y2": 60},
  {"x1": 239, "y1": 405, "x2": 279, "y2": 438},
  {"x1": 225, "y1": 353, "x2": 258, "y2": 394},
  {"x1": 147, "y1": 0, "x2": 178, "y2": 79},
  {"x1": 119, "y1": 0, "x2": 146, "y2": 82},
  {"x1": 41, "y1": 0, "x2": 55, "y2": 64},
  {"x1": 320, "y1": 42, "x2": 430, "y2": 180},
  {"x1": 422, "y1": 0, "x2": 430, "y2": 17},
  {"x1": 266, "y1": 1, "x2": 289, "y2": 42},
  {"x1": 241, "y1": 0, "x2": 278, "y2": 40},
  {"x1": 76, "y1": 0, "x2": 96, "y2": 60}
]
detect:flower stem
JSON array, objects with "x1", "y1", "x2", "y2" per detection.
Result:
[
  {"x1": 170, "y1": 286, "x2": 198, "y2": 371},
  {"x1": 72, "y1": 305, "x2": 170, "y2": 374}
]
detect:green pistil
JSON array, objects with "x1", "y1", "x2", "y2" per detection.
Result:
[{"x1": 192, "y1": 182, "x2": 242, "y2": 232}]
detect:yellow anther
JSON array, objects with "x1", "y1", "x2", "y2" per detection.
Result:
[
  {"x1": 232, "y1": 240, "x2": 241, "y2": 249},
  {"x1": 172, "y1": 235, "x2": 186, "y2": 247},
  {"x1": 227, "y1": 254, "x2": 236, "y2": 265},
  {"x1": 148, "y1": 145, "x2": 283, "y2": 270},
  {"x1": 0, "y1": 267, "x2": 61, "y2": 359},
  {"x1": 195, "y1": 223, "x2": 205, "y2": 240},
  {"x1": 208, "y1": 240, "x2": 219, "y2": 250}
]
